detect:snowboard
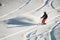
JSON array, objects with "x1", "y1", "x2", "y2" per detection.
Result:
[{"x1": 38, "y1": 23, "x2": 46, "y2": 25}]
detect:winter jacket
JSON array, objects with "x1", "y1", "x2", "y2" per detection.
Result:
[{"x1": 41, "y1": 12, "x2": 48, "y2": 19}]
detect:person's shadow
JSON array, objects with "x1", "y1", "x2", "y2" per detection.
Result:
[{"x1": 3, "y1": 17, "x2": 37, "y2": 27}]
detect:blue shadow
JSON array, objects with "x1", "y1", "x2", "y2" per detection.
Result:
[
  {"x1": 3, "y1": 17, "x2": 36, "y2": 26},
  {"x1": 50, "y1": 22, "x2": 60, "y2": 40},
  {"x1": 50, "y1": 30, "x2": 56, "y2": 40}
]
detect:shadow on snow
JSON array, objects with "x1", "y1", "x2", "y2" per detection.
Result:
[{"x1": 3, "y1": 17, "x2": 37, "y2": 27}]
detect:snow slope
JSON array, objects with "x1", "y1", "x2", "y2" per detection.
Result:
[{"x1": 0, "y1": 0, "x2": 60, "y2": 40}]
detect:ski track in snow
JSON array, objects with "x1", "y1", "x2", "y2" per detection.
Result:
[
  {"x1": 19, "y1": 0, "x2": 31, "y2": 9},
  {"x1": 26, "y1": 20, "x2": 60, "y2": 40},
  {"x1": 25, "y1": 16, "x2": 60, "y2": 40},
  {"x1": 51, "y1": 0, "x2": 60, "y2": 12},
  {"x1": 35, "y1": 0, "x2": 49, "y2": 11},
  {"x1": 0, "y1": 0, "x2": 31, "y2": 19},
  {"x1": 0, "y1": 0, "x2": 51, "y2": 19}
]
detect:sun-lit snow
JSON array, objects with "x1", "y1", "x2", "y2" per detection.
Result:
[{"x1": 0, "y1": 0, "x2": 60, "y2": 40}]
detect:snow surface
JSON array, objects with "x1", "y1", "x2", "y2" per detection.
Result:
[{"x1": 0, "y1": 0, "x2": 60, "y2": 40}]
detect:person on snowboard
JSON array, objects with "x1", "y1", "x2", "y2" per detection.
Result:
[{"x1": 41, "y1": 12, "x2": 48, "y2": 24}]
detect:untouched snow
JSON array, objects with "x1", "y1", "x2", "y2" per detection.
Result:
[{"x1": 0, "y1": 0, "x2": 60, "y2": 40}]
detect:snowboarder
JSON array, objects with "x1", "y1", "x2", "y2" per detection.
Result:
[{"x1": 41, "y1": 12, "x2": 48, "y2": 24}]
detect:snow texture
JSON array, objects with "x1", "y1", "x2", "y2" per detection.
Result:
[{"x1": 0, "y1": 0, "x2": 60, "y2": 40}]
